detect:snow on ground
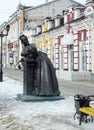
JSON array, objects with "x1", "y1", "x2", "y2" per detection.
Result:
[{"x1": 0, "y1": 76, "x2": 94, "y2": 130}]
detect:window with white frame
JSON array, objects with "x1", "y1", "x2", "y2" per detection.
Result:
[
  {"x1": 61, "y1": 47, "x2": 64, "y2": 69},
  {"x1": 52, "y1": 46, "x2": 55, "y2": 67}
]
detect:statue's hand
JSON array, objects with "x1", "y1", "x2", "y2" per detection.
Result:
[{"x1": 21, "y1": 58, "x2": 25, "y2": 62}]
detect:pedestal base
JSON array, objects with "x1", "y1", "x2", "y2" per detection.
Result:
[{"x1": 16, "y1": 94, "x2": 65, "y2": 102}]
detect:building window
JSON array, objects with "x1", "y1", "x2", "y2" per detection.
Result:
[
  {"x1": 52, "y1": 46, "x2": 55, "y2": 67},
  {"x1": 82, "y1": 49, "x2": 87, "y2": 71},
  {"x1": 70, "y1": 49, "x2": 74, "y2": 70},
  {"x1": 45, "y1": 48, "x2": 48, "y2": 54},
  {"x1": 78, "y1": 29, "x2": 87, "y2": 41},
  {"x1": 61, "y1": 51, "x2": 63, "y2": 69}
]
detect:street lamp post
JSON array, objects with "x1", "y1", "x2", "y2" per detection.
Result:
[{"x1": 0, "y1": 24, "x2": 10, "y2": 82}]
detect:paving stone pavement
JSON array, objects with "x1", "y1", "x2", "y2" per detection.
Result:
[{"x1": 3, "y1": 68, "x2": 94, "y2": 97}]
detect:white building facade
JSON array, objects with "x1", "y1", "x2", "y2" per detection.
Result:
[
  {"x1": 27, "y1": 0, "x2": 94, "y2": 81},
  {"x1": 1, "y1": 0, "x2": 94, "y2": 81}
]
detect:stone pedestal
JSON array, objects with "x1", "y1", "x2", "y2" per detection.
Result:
[
  {"x1": 23, "y1": 59, "x2": 35, "y2": 95},
  {"x1": 16, "y1": 94, "x2": 64, "y2": 102}
]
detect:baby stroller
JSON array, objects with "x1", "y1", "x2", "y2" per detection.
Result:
[{"x1": 74, "y1": 94, "x2": 94, "y2": 125}]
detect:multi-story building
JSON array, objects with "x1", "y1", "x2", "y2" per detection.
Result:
[
  {"x1": 2, "y1": 0, "x2": 94, "y2": 81},
  {"x1": 5, "y1": 3, "x2": 32, "y2": 68},
  {"x1": 31, "y1": 0, "x2": 94, "y2": 81},
  {"x1": 0, "y1": 0, "x2": 80, "y2": 68}
]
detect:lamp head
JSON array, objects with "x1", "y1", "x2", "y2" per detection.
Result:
[{"x1": 6, "y1": 24, "x2": 10, "y2": 32}]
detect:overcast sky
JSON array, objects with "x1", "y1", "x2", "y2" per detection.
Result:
[{"x1": 0, "y1": 0, "x2": 85, "y2": 25}]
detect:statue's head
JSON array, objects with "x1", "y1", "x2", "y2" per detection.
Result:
[{"x1": 19, "y1": 34, "x2": 29, "y2": 46}]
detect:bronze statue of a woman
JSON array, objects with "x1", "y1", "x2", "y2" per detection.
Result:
[{"x1": 19, "y1": 34, "x2": 60, "y2": 97}]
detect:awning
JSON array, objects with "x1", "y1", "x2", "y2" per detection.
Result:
[{"x1": 61, "y1": 33, "x2": 74, "y2": 46}]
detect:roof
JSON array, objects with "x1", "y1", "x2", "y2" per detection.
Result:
[{"x1": 24, "y1": 0, "x2": 85, "y2": 12}]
